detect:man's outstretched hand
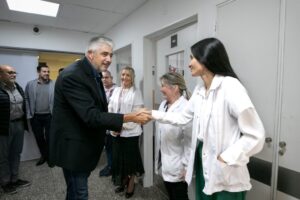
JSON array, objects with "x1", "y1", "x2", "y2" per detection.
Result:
[{"x1": 123, "y1": 108, "x2": 152, "y2": 125}]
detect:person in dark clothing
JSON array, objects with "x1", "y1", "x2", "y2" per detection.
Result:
[
  {"x1": 48, "y1": 36, "x2": 151, "y2": 200},
  {"x1": 58, "y1": 67, "x2": 64, "y2": 74},
  {"x1": 0, "y1": 65, "x2": 31, "y2": 195},
  {"x1": 99, "y1": 70, "x2": 116, "y2": 177}
]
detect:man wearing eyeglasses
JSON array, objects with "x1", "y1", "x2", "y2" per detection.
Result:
[
  {"x1": 25, "y1": 64, "x2": 55, "y2": 166},
  {"x1": 98, "y1": 70, "x2": 116, "y2": 177},
  {"x1": 0, "y1": 65, "x2": 31, "y2": 195}
]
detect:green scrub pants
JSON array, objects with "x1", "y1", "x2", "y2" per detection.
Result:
[{"x1": 195, "y1": 142, "x2": 246, "y2": 200}]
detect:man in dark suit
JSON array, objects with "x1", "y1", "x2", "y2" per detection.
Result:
[{"x1": 48, "y1": 36, "x2": 150, "y2": 200}]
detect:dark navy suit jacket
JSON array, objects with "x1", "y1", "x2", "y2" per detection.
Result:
[{"x1": 49, "y1": 57, "x2": 123, "y2": 172}]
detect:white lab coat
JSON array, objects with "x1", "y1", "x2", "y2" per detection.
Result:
[
  {"x1": 152, "y1": 75, "x2": 265, "y2": 195},
  {"x1": 155, "y1": 96, "x2": 192, "y2": 182}
]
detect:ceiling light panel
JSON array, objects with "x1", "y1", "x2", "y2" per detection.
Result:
[{"x1": 6, "y1": 0, "x2": 60, "y2": 17}]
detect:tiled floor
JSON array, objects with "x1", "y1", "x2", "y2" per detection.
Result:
[{"x1": 0, "y1": 156, "x2": 168, "y2": 200}]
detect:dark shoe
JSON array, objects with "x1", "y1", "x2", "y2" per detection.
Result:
[
  {"x1": 99, "y1": 166, "x2": 112, "y2": 177},
  {"x1": 36, "y1": 157, "x2": 46, "y2": 166},
  {"x1": 125, "y1": 191, "x2": 134, "y2": 198},
  {"x1": 114, "y1": 186, "x2": 125, "y2": 193},
  {"x1": 11, "y1": 179, "x2": 31, "y2": 188},
  {"x1": 125, "y1": 182, "x2": 135, "y2": 198},
  {"x1": 2, "y1": 183, "x2": 17, "y2": 194}
]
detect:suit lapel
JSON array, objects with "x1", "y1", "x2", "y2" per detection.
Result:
[
  {"x1": 96, "y1": 77, "x2": 108, "y2": 111},
  {"x1": 81, "y1": 58, "x2": 108, "y2": 111}
]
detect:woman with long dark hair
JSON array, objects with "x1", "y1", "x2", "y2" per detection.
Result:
[{"x1": 150, "y1": 38, "x2": 265, "y2": 200}]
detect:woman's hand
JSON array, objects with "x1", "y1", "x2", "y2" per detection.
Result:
[
  {"x1": 217, "y1": 155, "x2": 226, "y2": 164},
  {"x1": 111, "y1": 131, "x2": 120, "y2": 136},
  {"x1": 137, "y1": 108, "x2": 152, "y2": 118},
  {"x1": 180, "y1": 169, "x2": 187, "y2": 179}
]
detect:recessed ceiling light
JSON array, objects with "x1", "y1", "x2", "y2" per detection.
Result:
[{"x1": 6, "y1": 0, "x2": 60, "y2": 17}]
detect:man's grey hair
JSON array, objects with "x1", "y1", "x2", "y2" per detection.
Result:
[{"x1": 85, "y1": 36, "x2": 114, "y2": 56}]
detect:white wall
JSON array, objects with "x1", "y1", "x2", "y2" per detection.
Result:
[
  {"x1": 0, "y1": 49, "x2": 38, "y2": 88},
  {"x1": 155, "y1": 23, "x2": 198, "y2": 104},
  {"x1": 107, "y1": 0, "x2": 217, "y2": 88},
  {"x1": 113, "y1": 45, "x2": 132, "y2": 86},
  {"x1": 0, "y1": 21, "x2": 96, "y2": 53}
]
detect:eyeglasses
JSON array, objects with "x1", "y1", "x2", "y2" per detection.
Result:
[
  {"x1": 6, "y1": 71, "x2": 17, "y2": 75},
  {"x1": 102, "y1": 76, "x2": 111, "y2": 79}
]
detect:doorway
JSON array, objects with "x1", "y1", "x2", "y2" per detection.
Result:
[
  {"x1": 38, "y1": 51, "x2": 83, "y2": 80},
  {"x1": 143, "y1": 15, "x2": 198, "y2": 198}
]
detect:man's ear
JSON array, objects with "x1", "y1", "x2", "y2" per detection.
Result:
[{"x1": 87, "y1": 50, "x2": 93, "y2": 60}]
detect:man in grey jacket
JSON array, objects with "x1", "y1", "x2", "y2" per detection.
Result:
[{"x1": 25, "y1": 64, "x2": 54, "y2": 166}]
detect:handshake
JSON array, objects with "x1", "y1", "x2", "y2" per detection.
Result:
[{"x1": 124, "y1": 108, "x2": 152, "y2": 125}]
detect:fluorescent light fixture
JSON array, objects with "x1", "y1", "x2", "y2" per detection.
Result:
[{"x1": 6, "y1": 0, "x2": 60, "y2": 17}]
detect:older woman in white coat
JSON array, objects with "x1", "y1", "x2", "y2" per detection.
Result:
[
  {"x1": 155, "y1": 72, "x2": 192, "y2": 200},
  {"x1": 148, "y1": 38, "x2": 265, "y2": 200}
]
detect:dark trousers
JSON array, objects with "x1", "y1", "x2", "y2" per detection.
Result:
[
  {"x1": 164, "y1": 181, "x2": 189, "y2": 200},
  {"x1": 30, "y1": 114, "x2": 51, "y2": 160},
  {"x1": 0, "y1": 120, "x2": 24, "y2": 185},
  {"x1": 63, "y1": 168, "x2": 91, "y2": 200},
  {"x1": 104, "y1": 133, "x2": 112, "y2": 168}
]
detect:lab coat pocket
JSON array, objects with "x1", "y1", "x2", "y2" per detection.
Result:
[
  {"x1": 214, "y1": 160, "x2": 234, "y2": 186},
  {"x1": 162, "y1": 154, "x2": 182, "y2": 176}
]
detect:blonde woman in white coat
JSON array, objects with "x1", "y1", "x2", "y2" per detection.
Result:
[
  {"x1": 155, "y1": 72, "x2": 192, "y2": 200},
  {"x1": 149, "y1": 38, "x2": 265, "y2": 200},
  {"x1": 109, "y1": 66, "x2": 144, "y2": 199}
]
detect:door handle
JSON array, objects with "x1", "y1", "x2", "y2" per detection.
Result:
[
  {"x1": 279, "y1": 141, "x2": 286, "y2": 148},
  {"x1": 265, "y1": 137, "x2": 272, "y2": 144},
  {"x1": 278, "y1": 141, "x2": 287, "y2": 156}
]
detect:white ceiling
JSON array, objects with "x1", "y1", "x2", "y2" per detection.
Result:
[{"x1": 0, "y1": 0, "x2": 148, "y2": 34}]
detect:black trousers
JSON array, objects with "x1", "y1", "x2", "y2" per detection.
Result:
[
  {"x1": 164, "y1": 181, "x2": 189, "y2": 200},
  {"x1": 0, "y1": 120, "x2": 24, "y2": 185},
  {"x1": 104, "y1": 133, "x2": 113, "y2": 168},
  {"x1": 30, "y1": 114, "x2": 51, "y2": 159}
]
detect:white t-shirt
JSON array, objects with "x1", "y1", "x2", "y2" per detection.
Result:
[{"x1": 109, "y1": 86, "x2": 143, "y2": 137}]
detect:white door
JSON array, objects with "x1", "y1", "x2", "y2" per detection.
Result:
[
  {"x1": 216, "y1": 0, "x2": 280, "y2": 196},
  {"x1": 276, "y1": 0, "x2": 300, "y2": 199},
  {"x1": 215, "y1": 0, "x2": 300, "y2": 199}
]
